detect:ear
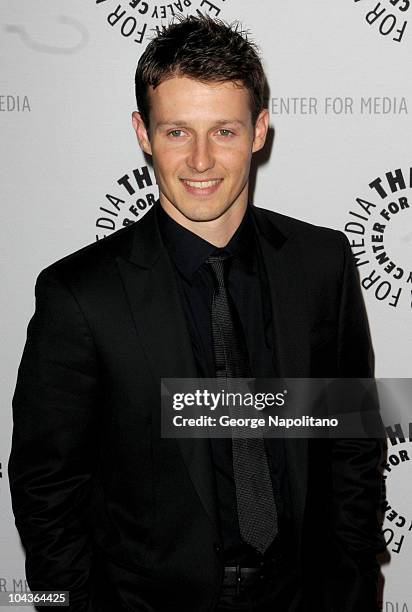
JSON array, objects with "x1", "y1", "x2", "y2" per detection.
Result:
[
  {"x1": 252, "y1": 109, "x2": 269, "y2": 153},
  {"x1": 132, "y1": 111, "x2": 152, "y2": 155}
]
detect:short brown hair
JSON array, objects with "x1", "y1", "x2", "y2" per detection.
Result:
[{"x1": 135, "y1": 14, "x2": 267, "y2": 127}]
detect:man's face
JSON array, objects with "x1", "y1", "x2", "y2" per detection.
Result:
[{"x1": 132, "y1": 76, "x2": 268, "y2": 225}]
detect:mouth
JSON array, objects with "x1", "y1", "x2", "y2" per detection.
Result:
[{"x1": 180, "y1": 178, "x2": 223, "y2": 196}]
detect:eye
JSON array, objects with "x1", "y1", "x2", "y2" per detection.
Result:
[
  {"x1": 168, "y1": 129, "x2": 185, "y2": 137},
  {"x1": 218, "y1": 129, "x2": 234, "y2": 137}
]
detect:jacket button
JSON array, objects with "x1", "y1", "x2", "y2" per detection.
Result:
[{"x1": 214, "y1": 543, "x2": 221, "y2": 553}]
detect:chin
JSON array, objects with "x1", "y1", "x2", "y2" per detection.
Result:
[
  {"x1": 173, "y1": 200, "x2": 226, "y2": 223},
  {"x1": 182, "y1": 207, "x2": 226, "y2": 223}
]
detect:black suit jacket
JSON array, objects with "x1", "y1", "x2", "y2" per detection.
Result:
[{"x1": 9, "y1": 203, "x2": 386, "y2": 612}]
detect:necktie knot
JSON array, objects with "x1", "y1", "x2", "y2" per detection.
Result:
[{"x1": 206, "y1": 253, "x2": 231, "y2": 290}]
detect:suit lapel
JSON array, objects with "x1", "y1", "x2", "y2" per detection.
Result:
[
  {"x1": 116, "y1": 207, "x2": 219, "y2": 534},
  {"x1": 251, "y1": 206, "x2": 310, "y2": 557},
  {"x1": 251, "y1": 207, "x2": 310, "y2": 378}
]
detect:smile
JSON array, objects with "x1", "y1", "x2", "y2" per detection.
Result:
[
  {"x1": 180, "y1": 178, "x2": 223, "y2": 195},
  {"x1": 183, "y1": 179, "x2": 221, "y2": 188}
]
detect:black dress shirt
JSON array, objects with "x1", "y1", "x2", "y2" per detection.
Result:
[{"x1": 157, "y1": 203, "x2": 290, "y2": 565}]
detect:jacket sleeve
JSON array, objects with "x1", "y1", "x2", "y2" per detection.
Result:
[
  {"x1": 325, "y1": 232, "x2": 386, "y2": 612},
  {"x1": 8, "y1": 268, "x2": 100, "y2": 611}
]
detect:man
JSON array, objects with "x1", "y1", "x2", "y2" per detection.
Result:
[{"x1": 9, "y1": 15, "x2": 386, "y2": 612}]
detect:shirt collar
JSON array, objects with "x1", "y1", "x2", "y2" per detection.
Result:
[{"x1": 157, "y1": 203, "x2": 255, "y2": 282}]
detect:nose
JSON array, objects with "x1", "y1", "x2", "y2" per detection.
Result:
[{"x1": 186, "y1": 135, "x2": 215, "y2": 173}]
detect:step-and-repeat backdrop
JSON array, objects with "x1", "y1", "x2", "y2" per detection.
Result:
[{"x1": 1, "y1": 1, "x2": 411, "y2": 609}]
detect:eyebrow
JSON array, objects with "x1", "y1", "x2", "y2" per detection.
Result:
[{"x1": 155, "y1": 119, "x2": 247, "y2": 129}]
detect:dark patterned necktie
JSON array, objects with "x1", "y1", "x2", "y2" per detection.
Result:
[{"x1": 206, "y1": 253, "x2": 278, "y2": 554}]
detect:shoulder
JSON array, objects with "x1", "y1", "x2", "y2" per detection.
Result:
[
  {"x1": 35, "y1": 221, "x2": 139, "y2": 293},
  {"x1": 251, "y1": 204, "x2": 348, "y2": 259}
]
